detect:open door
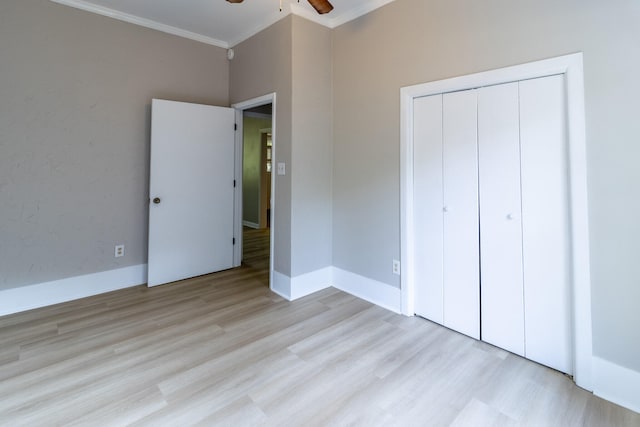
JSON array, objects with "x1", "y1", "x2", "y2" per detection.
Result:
[{"x1": 148, "y1": 99, "x2": 235, "y2": 287}]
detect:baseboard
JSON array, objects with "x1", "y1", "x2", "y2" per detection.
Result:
[
  {"x1": 290, "y1": 267, "x2": 332, "y2": 300},
  {"x1": 242, "y1": 221, "x2": 260, "y2": 229},
  {"x1": 331, "y1": 267, "x2": 402, "y2": 314},
  {"x1": 0, "y1": 264, "x2": 147, "y2": 317},
  {"x1": 593, "y1": 356, "x2": 640, "y2": 413},
  {"x1": 271, "y1": 270, "x2": 291, "y2": 300},
  {"x1": 270, "y1": 267, "x2": 332, "y2": 301}
]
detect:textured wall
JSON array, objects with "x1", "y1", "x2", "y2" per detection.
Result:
[
  {"x1": 0, "y1": 0, "x2": 229, "y2": 290},
  {"x1": 332, "y1": 0, "x2": 640, "y2": 371}
]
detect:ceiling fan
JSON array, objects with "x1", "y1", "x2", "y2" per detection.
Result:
[{"x1": 226, "y1": 0, "x2": 334, "y2": 15}]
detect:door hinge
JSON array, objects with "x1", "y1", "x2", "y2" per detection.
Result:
[
  {"x1": 234, "y1": 123, "x2": 237, "y2": 131},
  {"x1": 233, "y1": 179, "x2": 236, "y2": 188},
  {"x1": 233, "y1": 238, "x2": 236, "y2": 245}
]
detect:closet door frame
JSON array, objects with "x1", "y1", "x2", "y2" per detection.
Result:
[{"x1": 400, "y1": 53, "x2": 593, "y2": 391}]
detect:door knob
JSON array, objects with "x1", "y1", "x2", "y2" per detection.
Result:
[
  {"x1": 506, "y1": 213, "x2": 514, "y2": 220},
  {"x1": 153, "y1": 197, "x2": 161, "y2": 204},
  {"x1": 443, "y1": 206, "x2": 449, "y2": 213}
]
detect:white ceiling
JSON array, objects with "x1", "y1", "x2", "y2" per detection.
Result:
[{"x1": 50, "y1": 0, "x2": 396, "y2": 48}]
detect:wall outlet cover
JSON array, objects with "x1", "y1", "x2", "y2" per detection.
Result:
[{"x1": 115, "y1": 245, "x2": 125, "y2": 258}]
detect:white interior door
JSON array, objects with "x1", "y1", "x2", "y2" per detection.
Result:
[
  {"x1": 520, "y1": 75, "x2": 573, "y2": 374},
  {"x1": 148, "y1": 99, "x2": 235, "y2": 287},
  {"x1": 478, "y1": 82, "x2": 525, "y2": 356},
  {"x1": 442, "y1": 90, "x2": 480, "y2": 339}
]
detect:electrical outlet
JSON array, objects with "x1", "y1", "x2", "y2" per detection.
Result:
[
  {"x1": 115, "y1": 244, "x2": 125, "y2": 258},
  {"x1": 392, "y1": 259, "x2": 401, "y2": 275}
]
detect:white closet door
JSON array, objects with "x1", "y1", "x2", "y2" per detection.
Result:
[
  {"x1": 520, "y1": 75, "x2": 573, "y2": 374},
  {"x1": 478, "y1": 82, "x2": 525, "y2": 356},
  {"x1": 413, "y1": 94, "x2": 444, "y2": 324},
  {"x1": 442, "y1": 90, "x2": 480, "y2": 339}
]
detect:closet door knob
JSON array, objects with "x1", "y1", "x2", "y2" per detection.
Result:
[
  {"x1": 443, "y1": 206, "x2": 449, "y2": 213},
  {"x1": 506, "y1": 213, "x2": 514, "y2": 220}
]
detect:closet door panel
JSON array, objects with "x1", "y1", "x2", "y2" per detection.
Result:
[
  {"x1": 442, "y1": 90, "x2": 480, "y2": 339},
  {"x1": 413, "y1": 95, "x2": 444, "y2": 324},
  {"x1": 478, "y1": 82, "x2": 525, "y2": 356},
  {"x1": 520, "y1": 75, "x2": 572, "y2": 374}
]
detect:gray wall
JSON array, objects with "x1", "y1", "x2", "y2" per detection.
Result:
[
  {"x1": 230, "y1": 15, "x2": 333, "y2": 279},
  {"x1": 290, "y1": 17, "x2": 333, "y2": 277},
  {"x1": 332, "y1": 0, "x2": 640, "y2": 372},
  {"x1": 0, "y1": 0, "x2": 229, "y2": 290},
  {"x1": 242, "y1": 115, "x2": 272, "y2": 226},
  {"x1": 230, "y1": 16, "x2": 293, "y2": 276}
]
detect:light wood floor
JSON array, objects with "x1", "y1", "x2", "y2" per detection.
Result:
[{"x1": 0, "y1": 230, "x2": 638, "y2": 426}]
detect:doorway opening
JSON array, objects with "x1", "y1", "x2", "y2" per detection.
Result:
[
  {"x1": 241, "y1": 106, "x2": 272, "y2": 280},
  {"x1": 232, "y1": 93, "x2": 276, "y2": 290}
]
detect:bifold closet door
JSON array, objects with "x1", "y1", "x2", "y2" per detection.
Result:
[
  {"x1": 413, "y1": 91, "x2": 480, "y2": 339},
  {"x1": 413, "y1": 94, "x2": 444, "y2": 324},
  {"x1": 520, "y1": 75, "x2": 572, "y2": 374},
  {"x1": 442, "y1": 90, "x2": 480, "y2": 339},
  {"x1": 478, "y1": 82, "x2": 525, "y2": 356}
]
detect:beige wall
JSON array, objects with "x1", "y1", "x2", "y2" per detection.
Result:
[
  {"x1": 291, "y1": 17, "x2": 333, "y2": 277},
  {"x1": 332, "y1": 0, "x2": 640, "y2": 371},
  {"x1": 230, "y1": 15, "x2": 333, "y2": 279},
  {"x1": 230, "y1": 16, "x2": 293, "y2": 276},
  {"x1": 242, "y1": 116, "x2": 272, "y2": 226},
  {"x1": 0, "y1": 0, "x2": 229, "y2": 290}
]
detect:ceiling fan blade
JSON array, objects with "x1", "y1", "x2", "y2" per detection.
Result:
[
  {"x1": 307, "y1": 0, "x2": 334, "y2": 14},
  {"x1": 225, "y1": 0, "x2": 333, "y2": 15}
]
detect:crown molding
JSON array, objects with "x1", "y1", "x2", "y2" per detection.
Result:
[
  {"x1": 291, "y1": 0, "x2": 397, "y2": 29},
  {"x1": 49, "y1": 0, "x2": 229, "y2": 48},
  {"x1": 50, "y1": 0, "x2": 397, "y2": 49}
]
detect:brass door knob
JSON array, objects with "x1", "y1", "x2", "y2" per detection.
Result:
[{"x1": 153, "y1": 197, "x2": 161, "y2": 204}]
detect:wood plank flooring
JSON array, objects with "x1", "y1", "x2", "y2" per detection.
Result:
[{"x1": 0, "y1": 228, "x2": 638, "y2": 425}]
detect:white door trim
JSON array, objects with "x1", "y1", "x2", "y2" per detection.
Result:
[
  {"x1": 400, "y1": 53, "x2": 593, "y2": 391},
  {"x1": 232, "y1": 93, "x2": 277, "y2": 290}
]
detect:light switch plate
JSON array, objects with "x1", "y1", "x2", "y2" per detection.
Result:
[{"x1": 277, "y1": 162, "x2": 286, "y2": 176}]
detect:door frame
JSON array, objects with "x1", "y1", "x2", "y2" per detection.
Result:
[
  {"x1": 232, "y1": 93, "x2": 277, "y2": 288},
  {"x1": 400, "y1": 53, "x2": 593, "y2": 391}
]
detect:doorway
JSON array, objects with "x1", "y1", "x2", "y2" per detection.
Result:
[
  {"x1": 233, "y1": 93, "x2": 276, "y2": 290},
  {"x1": 240, "y1": 106, "x2": 272, "y2": 281}
]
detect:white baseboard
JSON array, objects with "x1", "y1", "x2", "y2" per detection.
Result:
[
  {"x1": 242, "y1": 220, "x2": 260, "y2": 229},
  {"x1": 593, "y1": 356, "x2": 640, "y2": 413},
  {"x1": 331, "y1": 267, "x2": 402, "y2": 314},
  {"x1": 291, "y1": 267, "x2": 332, "y2": 300},
  {"x1": 271, "y1": 267, "x2": 332, "y2": 301},
  {"x1": 271, "y1": 270, "x2": 291, "y2": 300},
  {"x1": 0, "y1": 264, "x2": 147, "y2": 316}
]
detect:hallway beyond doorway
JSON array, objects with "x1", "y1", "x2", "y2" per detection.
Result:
[{"x1": 242, "y1": 227, "x2": 270, "y2": 287}]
